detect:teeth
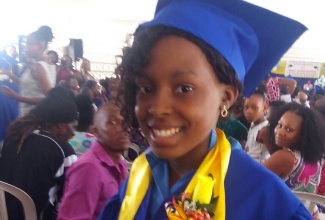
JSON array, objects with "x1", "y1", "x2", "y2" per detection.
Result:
[{"x1": 153, "y1": 128, "x2": 180, "y2": 137}]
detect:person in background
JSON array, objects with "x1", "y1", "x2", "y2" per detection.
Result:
[
  {"x1": 79, "y1": 57, "x2": 96, "y2": 82},
  {"x1": 69, "y1": 94, "x2": 96, "y2": 155},
  {"x1": 47, "y1": 50, "x2": 60, "y2": 75},
  {"x1": 98, "y1": 0, "x2": 309, "y2": 219},
  {"x1": 63, "y1": 75, "x2": 80, "y2": 96},
  {"x1": 309, "y1": 93, "x2": 323, "y2": 109},
  {"x1": 83, "y1": 80, "x2": 104, "y2": 108},
  {"x1": 295, "y1": 91, "x2": 310, "y2": 107},
  {"x1": 2, "y1": 45, "x2": 19, "y2": 76},
  {"x1": 1, "y1": 26, "x2": 57, "y2": 116},
  {"x1": 244, "y1": 90, "x2": 269, "y2": 163},
  {"x1": 0, "y1": 86, "x2": 78, "y2": 220},
  {"x1": 259, "y1": 75, "x2": 297, "y2": 105},
  {"x1": 58, "y1": 103, "x2": 129, "y2": 220},
  {"x1": 264, "y1": 102, "x2": 325, "y2": 219},
  {"x1": 304, "y1": 80, "x2": 314, "y2": 92},
  {"x1": 259, "y1": 100, "x2": 286, "y2": 155}
]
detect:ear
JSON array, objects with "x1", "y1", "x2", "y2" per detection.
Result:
[{"x1": 221, "y1": 85, "x2": 239, "y2": 110}]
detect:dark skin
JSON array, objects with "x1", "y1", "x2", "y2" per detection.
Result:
[{"x1": 134, "y1": 36, "x2": 237, "y2": 187}]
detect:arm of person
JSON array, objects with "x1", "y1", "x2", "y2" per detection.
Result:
[
  {"x1": 0, "y1": 68, "x2": 20, "y2": 85},
  {"x1": 2, "y1": 85, "x2": 45, "y2": 104},
  {"x1": 278, "y1": 78, "x2": 297, "y2": 95},
  {"x1": 256, "y1": 126, "x2": 278, "y2": 154},
  {"x1": 2, "y1": 63, "x2": 53, "y2": 104},
  {"x1": 263, "y1": 149, "x2": 295, "y2": 178},
  {"x1": 32, "y1": 63, "x2": 52, "y2": 96},
  {"x1": 58, "y1": 163, "x2": 101, "y2": 220}
]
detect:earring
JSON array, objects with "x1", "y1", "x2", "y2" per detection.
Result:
[{"x1": 220, "y1": 105, "x2": 228, "y2": 117}]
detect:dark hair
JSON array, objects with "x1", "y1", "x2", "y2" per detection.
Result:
[
  {"x1": 250, "y1": 89, "x2": 267, "y2": 101},
  {"x1": 83, "y1": 80, "x2": 98, "y2": 90},
  {"x1": 47, "y1": 50, "x2": 58, "y2": 59},
  {"x1": 31, "y1": 25, "x2": 54, "y2": 46},
  {"x1": 115, "y1": 25, "x2": 242, "y2": 137},
  {"x1": 6, "y1": 86, "x2": 78, "y2": 152},
  {"x1": 75, "y1": 94, "x2": 94, "y2": 132},
  {"x1": 268, "y1": 102, "x2": 325, "y2": 164},
  {"x1": 269, "y1": 100, "x2": 286, "y2": 109}
]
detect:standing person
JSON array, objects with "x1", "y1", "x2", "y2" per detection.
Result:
[
  {"x1": 58, "y1": 103, "x2": 129, "y2": 220},
  {"x1": 244, "y1": 90, "x2": 269, "y2": 163},
  {"x1": 264, "y1": 102, "x2": 325, "y2": 218},
  {"x1": 0, "y1": 86, "x2": 78, "y2": 220},
  {"x1": 98, "y1": 0, "x2": 310, "y2": 219},
  {"x1": 1, "y1": 26, "x2": 57, "y2": 116}
]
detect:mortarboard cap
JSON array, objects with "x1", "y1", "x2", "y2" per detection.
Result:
[{"x1": 137, "y1": 0, "x2": 307, "y2": 96}]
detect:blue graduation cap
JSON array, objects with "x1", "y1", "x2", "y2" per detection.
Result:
[{"x1": 137, "y1": 0, "x2": 307, "y2": 96}]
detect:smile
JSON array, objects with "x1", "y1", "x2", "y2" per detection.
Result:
[{"x1": 152, "y1": 128, "x2": 181, "y2": 138}]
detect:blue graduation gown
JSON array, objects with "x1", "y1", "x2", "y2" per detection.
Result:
[{"x1": 99, "y1": 139, "x2": 311, "y2": 220}]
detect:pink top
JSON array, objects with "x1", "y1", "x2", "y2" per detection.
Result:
[{"x1": 58, "y1": 140, "x2": 128, "y2": 220}]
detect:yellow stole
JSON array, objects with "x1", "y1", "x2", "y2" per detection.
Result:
[{"x1": 118, "y1": 129, "x2": 231, "y2": 220}]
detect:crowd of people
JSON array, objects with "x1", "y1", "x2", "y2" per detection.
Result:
[{"x1": 1, "y1": 0, "x2": 325, "y2": 219}]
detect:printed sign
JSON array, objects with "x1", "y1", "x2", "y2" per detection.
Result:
[{"x1": 285, "y1": 61, "x2": 321, "y2": 78}]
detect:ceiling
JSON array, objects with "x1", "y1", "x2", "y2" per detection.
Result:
[{"x1": 1, "y1": 0, "x2": 323, "y2": 61}]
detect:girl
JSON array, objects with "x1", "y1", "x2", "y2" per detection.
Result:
[
  {"x1": 264, "y1": 102, "x2": 325, "y2": 219},
  {"x1": 99, "y1": 0, "x2": 310, "y2": 219},
  {"x1": 244, "y1": 90, "x2": 269, "y2": 163},
  {"x1": 265, "y1": 102, "x2": 325, "y2": 192},
  {"x1": 1, "y1": 26, "x2": 57, "y2": 116}
]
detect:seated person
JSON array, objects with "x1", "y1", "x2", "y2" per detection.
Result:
[
  {"x1": 58, "y1": 103, "x2": 129, "y2": 220},
  {"x1": 69, "y1": 94, "x2": 96, "y2": 155}
]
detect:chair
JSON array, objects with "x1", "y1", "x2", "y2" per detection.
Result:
[
  {"x1": 293, "y1": 191, "x2": 325, "y2": 214},
  {"x1": 0, "y1": 181, "x2": 37, "y2": 220}
]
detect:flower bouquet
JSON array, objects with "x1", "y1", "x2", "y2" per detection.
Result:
[{"x1": 165, "y1": 174, "x2": 218, "y2": 220}]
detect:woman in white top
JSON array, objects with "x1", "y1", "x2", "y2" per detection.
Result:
[{"x1": 1, "y1": 26, "x2": 56, "y2": 116}]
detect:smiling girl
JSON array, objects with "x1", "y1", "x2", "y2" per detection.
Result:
[{"x1": 98, "y1": 0, "x2": 310, "y2": 219}]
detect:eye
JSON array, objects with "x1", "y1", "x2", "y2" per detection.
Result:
[
  {"x1": 276, "y1": 123, "x2": 282, "y2": 128},
  {"x1": 175, "y1": 85, "x2": 193, "y2": 93},
  {"x1": 286, "y1": 128, "x2": 291, "y2": 132},
  {"x1": 137, "y1": 85, "x2": 153, "y2": 94}
]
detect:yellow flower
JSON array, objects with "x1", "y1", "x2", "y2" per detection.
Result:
[{"x1": 192, "y1": 174, "x2": 215, "y2": 204}]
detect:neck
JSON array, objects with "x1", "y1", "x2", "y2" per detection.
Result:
[
  {"x1": 168, "y1": 136, "x2": 210, "y2": 187},
  {"x1": 253, "y1": 117, "x2": 266, "y2": 125},
  {"x1": 100, "y1": 143, "x2": 122, "y2": 164}
]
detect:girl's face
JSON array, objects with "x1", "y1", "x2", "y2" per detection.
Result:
[
  {"x1": 25, "y1": 34, "x2": 42, "y2": 58},
  {"x1": 243, "y1": 94, "x2": 266, "y2": 123},
  {"x1": 135, "y1": 35, "x2": 236, "y2": 159},
  {"x1": 274, "y1": 111, "x2": 302, "y2": 149}
]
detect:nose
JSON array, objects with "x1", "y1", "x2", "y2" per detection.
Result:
[{"x1": 148, "y1": 88, "x2": 172, "y2": 118}]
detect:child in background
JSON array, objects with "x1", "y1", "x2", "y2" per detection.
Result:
[
  {"x1": 244, "y1": 90, "x2": 269, "y2": 163},
  {"x1": 98, "y1": 0, "x2": 310, "y2": 219}
]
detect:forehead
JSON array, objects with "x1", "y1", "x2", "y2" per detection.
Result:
[
  {"x1": 245, "y1": 94, "x2": 264, "y2": 104},
  {"x1": 141, "y1": 35, "x2": 216, "y2": 81},
  {"x1": 280, "y1": 111, "x2": 302, "y2": 126}
]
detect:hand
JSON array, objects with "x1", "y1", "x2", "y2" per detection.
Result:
[{"x1": 2, "y1": 85, "x2": 20, "y2": 100}]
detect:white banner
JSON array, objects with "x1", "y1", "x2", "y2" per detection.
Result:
[{"x1": 285, "y1": 61, "x2": 321, "y2": 78}]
